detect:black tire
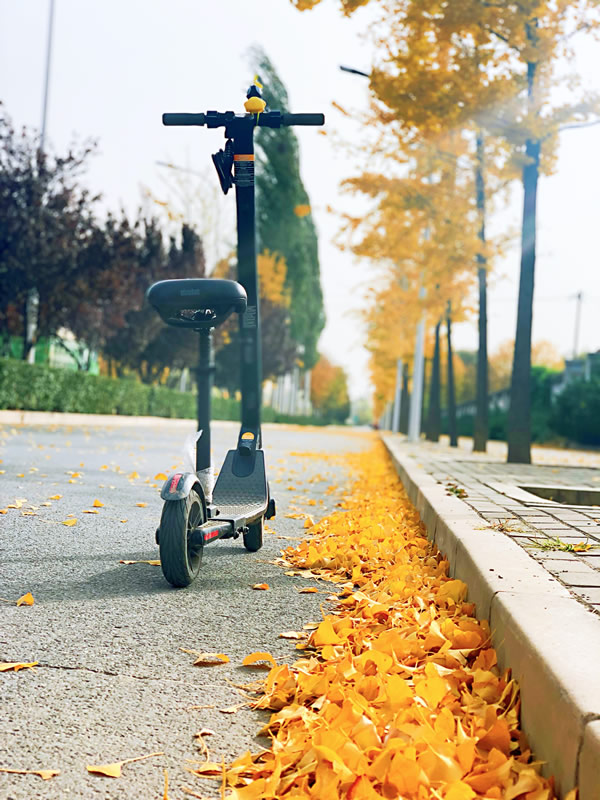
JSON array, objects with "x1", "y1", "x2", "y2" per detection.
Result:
[
  {"x1": 243, "y1": 517, "x2": 264, "y2": 552},
  {"x1": 159, "y1": 489, "x2": 205, "y2": 587}
]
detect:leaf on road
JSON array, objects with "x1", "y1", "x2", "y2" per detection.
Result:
[
  {"x1": 219, "y1": 701, "x2": 251, "y2": 714},
  {"x1": 0, "y1": 662, "x2": 38, "y2": 672},
  {"x1": 278, "y1": 631, "x2": 306, "y2": 640},
  {"x1": 252, "y1": 583, "x2": 270, "y2": 591},
  {"x1": 120, "y1": 519, "x2": 128, "y2": 523},
  {"x1": 155, "y1": 473, "x2": 168, "y2": 480},
  {"x1": 119, "y1": 560, "x2": 160, "y2": 566},
  {"x1": 303, "y1": 516, "x2": 315, "y2": 528},
  {"x1": 92, "y1": 499, "x2": 104, "y2": 508},
  {"x1": 83, "y1": 509, "x2": 99, "y2": 514},
  {"x1": 181, "y1": 649, "x2": 230, "y2": 667},
  {"x1": 16, "y1": 592, "x2": 34, "y2": 607},
  {"x1": 86, "y1": 751, "x2": 163, "y2": 778},
  {"x1": 297, "y1": 587, "x2": 319, "y2": 593},
  {"x1": 0, "y1": 767, "x2": 59, "y2": 780},
  {"x1": 61, "y1": 519, "x2": 77, "y2": 527},
  {"x1": 242, "y1": 652, "x2": 277, "y2": 669},
  {"x1": 135, "y1": 502, "x2": 148, "y2": 508},
  {"x1": 7, "y1": 498, "x2": 27, "y2": 509},
  {"x1": 128, "y1": 471, "x2": 140, "y2": 480}
]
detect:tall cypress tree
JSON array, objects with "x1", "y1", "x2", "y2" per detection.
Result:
[{"x1": 251, "y1": 48, "x2": 325, "y2": 370}]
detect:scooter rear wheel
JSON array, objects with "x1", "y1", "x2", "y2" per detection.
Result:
[
  {"x1": 159, "y1": 489, "x2": 205, "y2": 587},
  {"x1": 243, "y1": 517, "x2": 263, "y2": 552}
]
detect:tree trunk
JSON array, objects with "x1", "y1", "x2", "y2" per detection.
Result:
[
  {"x1": 426, "y1": 323, "x2": 441, "y2": 442},
  {"x1": 508, "y1": 53, "x2": 540, "y2": 464},
  {"x1": 421, "y1": 357, "x2": 429, "y2": 437},
  {"x1": 399, "y1": 363, "x2": 410, "y2": 434},
  {"x1": 473, "y1": 129, "x2": 488, "y2": 452},
  {"x1": 446, "y1": 308, "x2": 458, "y2": 447}
]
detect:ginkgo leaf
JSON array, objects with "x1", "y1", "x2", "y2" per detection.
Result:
[
  {"x1": 119, "y1": 560, "x2": 160, "y2": 566},
  {"x1": 86, "y1": 751, "x2": 163, "y2": 778},
  {"x1": 92, "y1": 499, "x2": 104, "y2": 507},
  {"x1": 278, "y1": 631, "x2": 306, "y2": 639},
  {"x1": 61, "y1": 519, "x2": 77, "y2": 527},
  {"x1": 0, "y1": 662, "x2": 38, "y2": 672},
  {"x1": 252, "y1": 583, "x2": 270, "y2": 590},
  {"x1": 83, "y1": 509, "x2": 99, "y2": 514},
  {"x1": 135, "y1": 502, "x2": 148, "y2": 508},
  {"x1": 297, "y1": 587, "x2": 319, "y2": 593},
  {"x1": 128, "y1": 471, "x2": 140, "y2": 480},
  {"x1": 303, "y1": 516, "x2": 315, "y2": 528},
  {"x1": 0, "y1": 767, "x2": 59, "y2": 780},
  {"x1": 242, "y1": 652, "x2": 277, "y2": 669},
  {"x1": 155, "y1": 473, "x2": 168, "y2": 480},
  {"x1": 181, "y1": 649, "x2": 229, "y2": 667},
  {"x1": 16, "y1": 592, "x2": 34, "y2": 607}
]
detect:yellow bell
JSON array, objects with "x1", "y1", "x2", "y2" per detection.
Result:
[{"x1": 244, "y1": 96, "x2": 266, "y2": 114}]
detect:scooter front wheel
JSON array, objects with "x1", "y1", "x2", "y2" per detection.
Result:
[
  {"x1": 243, "y1": 517, "x2": 264, "y2": 552},
  {"x1": 159, "y1": 489, "x2": 205, "y2": 587}
]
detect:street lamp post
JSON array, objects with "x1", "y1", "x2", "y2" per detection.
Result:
[{"x1": 27, "y1": 0, "x2": 56, "y2": 364}]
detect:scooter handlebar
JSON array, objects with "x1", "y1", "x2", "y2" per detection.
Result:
[
  {"x1": 281, "y1": 113, "x2": 325, "y2": 126},
  {"x1": 162, "y1": 113, "x2": 206, "y2": 126},
  {"x1": 162, "y1": 111, "x2": 325, "y2": 128}
]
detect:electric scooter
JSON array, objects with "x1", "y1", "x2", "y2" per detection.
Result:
[{"x1": 146, "y1": 82, "x2": 324, "y2": 587}]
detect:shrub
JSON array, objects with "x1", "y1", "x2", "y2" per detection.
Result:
[{"x1": 551, "y1": 377, "x2": 600, "y2": 446}]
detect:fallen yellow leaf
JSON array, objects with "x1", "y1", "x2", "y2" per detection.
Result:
[
  {"x1": 252, "y1": 583, "x2": 270, "y2": 591},
  {"x1": 61, "y1": 519, "x2": 77, "y2": 527},
  {"x1": 297, "y1": 587, "x2": 319, "y2": 593},
  {"x1": 16, "y1": 592, "x2": 34, "y2": 607},
  {"x1": 119, "y1": 560, "x2": 160, "y2": 566},
  {"x1": 181, "y1": 649, "x2": 230, "y2": 667},
  {"x1": 128, "y1": 471, "x2": 140, "y2": 480},
  {"x1": 155, "y1": 472, "x2": 168, "y2": 480},
  {"x1": 83, "y1": 509, "x2": 99, "y2": 514},
  {"x1": 92, "y1": 499, "x2": 104, "y2": 508},
  {"x1": 242, "y1": 652, "x2": 277, "y2": 669},
  {"x1": 0, "y1": 767, "x2": 59, "y2": 780},
  {"x1": 86, "y1": 751, "x2": 163, "y2": 778},
  {"x1": 135, "y1": 502, "x2": 148, "y2": 508},
  {"x1": 0, "y1": 662, "x2": 38, "y2": 672},
  {"x1": 49, "y1": 494, "x2": 62, "y2": 500}
]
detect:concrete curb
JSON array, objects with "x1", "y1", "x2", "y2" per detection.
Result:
[{"x1": 382, "y1": 434, "x2": 600, "y2": 800}]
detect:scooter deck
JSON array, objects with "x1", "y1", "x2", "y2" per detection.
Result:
[{"x1": 212, "y1": 448, "x2": 268, "y2": 527}]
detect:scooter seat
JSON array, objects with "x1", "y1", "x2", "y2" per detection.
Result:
[{"x1": 147, "y1": 278, "x2": 247, "y2": 329}]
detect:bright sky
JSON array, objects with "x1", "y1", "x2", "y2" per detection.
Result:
[{"x1": 1, "y1": 0, "x2": 599, "y2": 401}]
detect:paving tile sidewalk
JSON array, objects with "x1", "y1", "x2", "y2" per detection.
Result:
[
  {"x1": 381, "y1": 433, "x2": 600, "y2": 800},
  {"x1": 397, "y1": 438, "x2": 600, "y2": 615}
]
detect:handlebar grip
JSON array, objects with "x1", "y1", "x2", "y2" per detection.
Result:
[
  {"x1": 281, "y1": 113, "x2": 325, "y2": 126},
  {"x1": 162, "y1": 113, "x2": 206, "y2": 126}
]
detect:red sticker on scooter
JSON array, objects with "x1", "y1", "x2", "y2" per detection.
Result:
[{"x1": 169, "y1": 473, "x2": 182, "y2": 493}]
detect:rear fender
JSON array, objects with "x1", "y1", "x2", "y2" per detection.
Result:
[{"x1": 160, "y1": 472, "x2": 206, "y2": 510}]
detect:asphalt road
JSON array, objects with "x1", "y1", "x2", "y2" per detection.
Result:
[{"x1": 0, "y1": 418, "x2": 372, "y2": 799}]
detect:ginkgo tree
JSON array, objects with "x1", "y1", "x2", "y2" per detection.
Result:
[{"x1": 341, "y1": 132, "x2": 480, "y2": 433}]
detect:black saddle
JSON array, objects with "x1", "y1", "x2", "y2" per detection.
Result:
[{"x1": 146, "y1": 279, "x2": 247, "y2": 329}]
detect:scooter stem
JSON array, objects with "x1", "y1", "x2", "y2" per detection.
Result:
[{"x1": 232, "y1": 119, "x2": 262, "y2": 443}]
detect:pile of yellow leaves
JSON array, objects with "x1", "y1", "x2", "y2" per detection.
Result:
[{"x1": 192, "y1": 443, "x2": 567, "y2": 800}]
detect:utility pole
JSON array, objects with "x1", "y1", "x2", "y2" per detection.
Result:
[
  {"x1": 572, "y1": 291, "x2": 583, "y2": 359},
  {"x1": 392, "y1": 358, "x2": 403, "y2": 433},
  {"x1": 27, "y1": 0, "x2": 55, "y2": 364}
]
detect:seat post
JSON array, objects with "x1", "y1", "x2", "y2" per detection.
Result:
[{"x1": 196, "y1": 329, "x2": 214, "y2": 472}]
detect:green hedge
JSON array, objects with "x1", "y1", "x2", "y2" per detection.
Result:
[
  {"x1": 0, "y1": 359, "x2": 327, "y2": 425},
  {"x1": 551, "y1": 377, "x2": 600, "y2": 446}
]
